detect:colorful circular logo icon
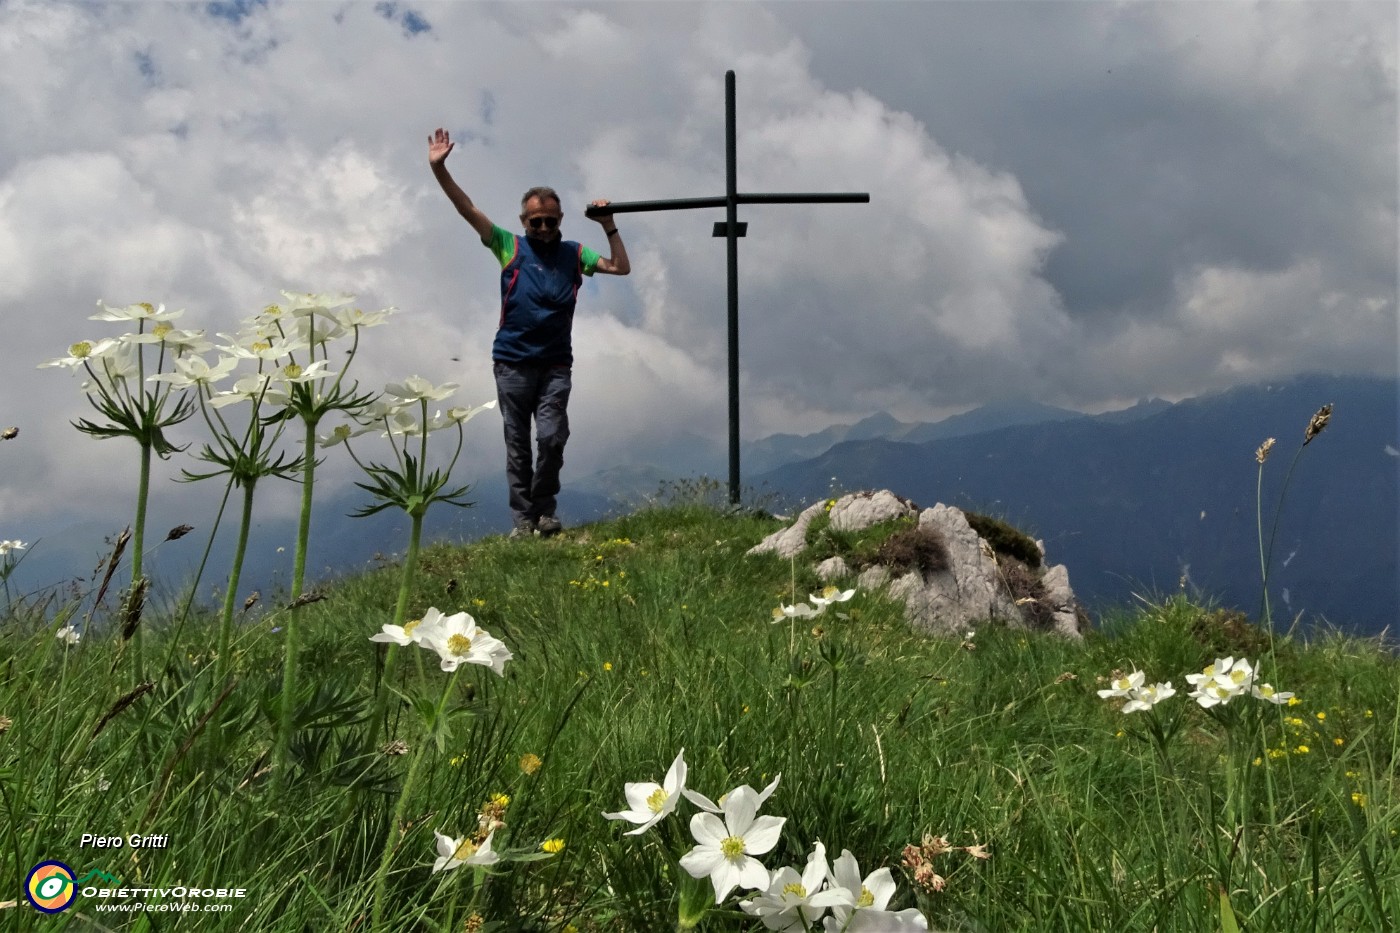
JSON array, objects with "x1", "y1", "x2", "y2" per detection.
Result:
[{"x1": 25, "y1": 861, "x2": 77, "y2": 913}]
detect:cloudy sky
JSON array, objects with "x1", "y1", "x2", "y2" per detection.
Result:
[{"x1": 1, "y1": 0, "x2": 1395, "y2": 564}]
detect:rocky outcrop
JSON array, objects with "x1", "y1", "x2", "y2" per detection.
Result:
[{"x1": 750, "y1": 490, "x2": 1085, "y2": 639}]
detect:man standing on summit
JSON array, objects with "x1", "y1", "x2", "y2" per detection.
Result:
[{"x1": 429, "y1": 127, "x2": 630, "y2": 538}]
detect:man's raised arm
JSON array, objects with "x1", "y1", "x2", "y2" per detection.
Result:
[{"x1": 428, "y1": 128, "x2": 494, "y2": 243}]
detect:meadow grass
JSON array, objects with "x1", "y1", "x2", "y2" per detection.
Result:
[{"x1": 1, "y1": 500, "x2": 1396, "y2": 931}]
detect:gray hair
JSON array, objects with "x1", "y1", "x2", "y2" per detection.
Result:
[{"x1": 520, "y1": 186, "x2": 562, "y2": 211}]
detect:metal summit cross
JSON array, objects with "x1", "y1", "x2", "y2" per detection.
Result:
[{"x1": 584, "y1": 70, "x2": 869, "y2": 505}]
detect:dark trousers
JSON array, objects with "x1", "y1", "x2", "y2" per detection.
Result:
[{"x1": 493, "y1": 361, "x2": 571, "y2": 524}]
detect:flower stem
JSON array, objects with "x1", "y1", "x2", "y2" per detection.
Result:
[
  {"x1": 370, "y1": 670, "x2": 456, "y2": 929},
  {"x1": 216, "y1": 480, "x2": 257, "y2": 692},
  {"x1": 292, "y1": 419, "x2": 318, "y2": 600},
  {"x1": 129, "y1": 440, "x2": 152, "y2": 680},
  {"x1": 367, "y1": 511, "x2": 425, "y2": 752}
]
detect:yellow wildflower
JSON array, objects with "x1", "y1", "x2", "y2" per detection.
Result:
[
  {"x1": 1352, "y1": 792, "x2": 1368, "y2": 808},
  {"x1": 603, "y1": 661, "x2": 613, "y2": 671},
  {"x1": 1295, "y1": 745, "x2": 1310, "y2": 755},
  {"x1": 520, "y1": 753, "x2": 543, "y2": 775},
  {"x1": 541, "y1": 838, "x2": 565, "y2": 853}
]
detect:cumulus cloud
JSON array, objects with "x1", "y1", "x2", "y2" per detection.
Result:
[{"x1": 0, "y1": 0, "x2": 1393, "y2": 552}]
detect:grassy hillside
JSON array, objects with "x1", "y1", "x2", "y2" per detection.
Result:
[{"x1": 2, "y1": 502, "x2": 1396, "y2": 931}]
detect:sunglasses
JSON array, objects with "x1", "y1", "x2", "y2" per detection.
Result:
[{"x1": 526, "y1": 216, "x2": 560, "y2": 231}]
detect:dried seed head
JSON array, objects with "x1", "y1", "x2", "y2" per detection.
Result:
[
  {"x1": 242, "y1": 591, "x2": 260, "y2": 613},
  {"x1": 0, "y1": 715, "x2": 11, "y2": 734},
  {"x1": 121, "y1": 578, "x2": 150, "y2": 641},
  {"x1": 165, "y1": 524, "x2": 194, "y2": 542},
  {"x1": 1255, "y1": 437, "x2": 1276, "y2": 464},
  {"x1": 381, "y1": 739, "x2": 410, "y2": 756},
  {"x1": 1303, "y1": 404, "x2": 1332, "y2": 445},
  {"x1": 922, "y1": 833, "x2": 952, "y2": 859},
  {"x1": 288, "y1": 592, "x2": 327, "y2": 610},
  {"x1": 1, "y1": 427, "x2": 17, "y2": 440}
]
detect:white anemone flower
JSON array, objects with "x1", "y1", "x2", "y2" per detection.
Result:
[
  {"x1": 679, "y1": 784, "x2": 786, "y2": 903},
  {"x1": 603, "y1": 748, "x2": 688, "y2": 836},
  {"x1": 1122, "y1": 682, "x2": 1176, "y2": 714},
  {"x1": 318, "y1": 424, "x2": 355, "y2": 449},
  {"x1": 684, "y1": 772, "x2": 781, "y2": 815},
  {"x1": 91, "y1": 300, "x2": 183, "y2": 323},
  {"x1": 369, "y1": 607, "x2": 449, "y2": 647},
  {"x1": 207, "y1": 373, "x2": 273, "y2": 409},
  {"x1": 808, "y1": 586, "x2": 855, "y2": 610},
  {"x1": 280, "y1": 290, "x2": 356, "y2": 313},
  {"x1": 1251, "y1": 683, "x2": 1295, "y2": 705},
  {"x1": 428, "y1": 400, "x2": 498, "y2": 432},
  {"x1": 38, "y1": 338, "x2": 121, "y2": 371},
  {"x1": 1186, "y1": 656, "x2": 1255, "y2": 708},
  {"x1": 741, "y1": 841, "x2": 852, "y2": 932},
  {"x1": 274, "y1": 359, "x2": 334, "y2": 385},
  {"x1": 417, "y1": 611, "x2": 513, "y2": 676},
  {"x1": 771, "y1": 602, "x2": 818, "y2": 623},
  {"x1": 1096, "y1": 670, "x2": 1146, "y2": 700},
  {"x1": 384, "y1": 375, "x2": 459, "y2": 402},
  {"x1": 823, "y1": 849, "x2": 929, "y2": 932},
  {"x1": 55, "y1": 625, "x2": 81, "y2": 646},
  {"x1": 147, "y1": 354, "x2": 238, "y2": 389},
  {"x1": 431, "y1": 829, "x2": 499, "y2": 873},
  {"x1": 0, "y1": 540, "x2": 28, "y2": 555},
  {"x1": 1190, "y1": 680, "x2": 1240, "y2": 708},
  {"x1": 224, "y1": 334, "x2": 310, "y2": 362},
  {"x1": 331, "y1": 305, "x2": 397, "y2": 329}
]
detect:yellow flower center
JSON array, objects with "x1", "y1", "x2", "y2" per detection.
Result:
[
  {"x1": 783, "y1": 883, "x2": 807, "y2": 898},
  {"x1": 857, "y1": 886, "x2": 875, "y2": 908},
  {"x1": 453, "y1": 838, "x2": 479, "y2": 861},
  {"x1": 263, "y1": 304, "x2": 282, "y2": 316},
  {"x1": 719, "y1": 836, "x2": 745, "y2": 859},
  {"x1": 251, "y1": 340, "x2": 271, "y2": 353},
  {"x1": 138, "y1": 302, "x2": 155, "y2": 313},
  {"x1": 403, "y1": 619, "x2": 420, "y2": 638},
  {"x1": 332, "y1": 425, "x2": 351, "y2": 440},
  {"x1": 447, "y1": 633, "x2": 472, "y2": 656},
  {"x1": 646, "y1": 787, "x2": 668, "y2": 813},
  {"x1": 284, "y1": 363, "x2": 303, "y2": 379},
  {"x1": 153, "y1": 322, "x2": 173, "y2": 338},
  {"x1": 69, "y1": 341, "x2": 93, "y2": 358}
]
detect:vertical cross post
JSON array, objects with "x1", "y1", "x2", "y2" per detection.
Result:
[{"x1": 585, "y1": 70, "x2": 868, "y2": 505}]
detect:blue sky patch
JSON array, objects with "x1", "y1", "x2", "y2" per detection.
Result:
[
  {"x1": 374, "y1": 2, "x2": 432, "y2": 37},
  {"x1": 206, "y1": 0, "x2": 268, "y2": 25}
]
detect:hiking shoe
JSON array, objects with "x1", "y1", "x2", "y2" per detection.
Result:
[
  {"x1": 536, "y1": 515, "x2": 563, "y2": 537},
  {"x1": 509, "y1": 517, "x2": 537, "y2": 539}
]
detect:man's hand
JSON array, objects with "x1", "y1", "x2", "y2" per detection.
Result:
[
  {"x1": 429, "y1": 128, "x2": 454, "y2": 166},
  {"x1": 589, "y1": 199, "x2": 630, "y2": 276},
  {"x1": 587, "y1": 198, "x2": 613, "y2": 222}
]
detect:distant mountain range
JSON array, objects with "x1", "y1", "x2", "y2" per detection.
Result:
[
  {"x1": 750, "y1": 375, "x2": 1397, "y2": 637},
  {"x1": 15, "y1": 374, "x2": 1395, "y2": 637}
]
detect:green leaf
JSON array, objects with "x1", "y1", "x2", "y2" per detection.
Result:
[{"x1": 1218, "y1": 888, "x2": 1241, "y2": 933}]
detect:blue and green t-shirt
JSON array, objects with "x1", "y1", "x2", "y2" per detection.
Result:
[{"x1": 484, "y1": 225, "x2": 601, "y2": 366}]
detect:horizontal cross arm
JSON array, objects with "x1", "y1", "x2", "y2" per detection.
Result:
[
  {"x1": 584, "y1": 196, "x2": 728, "y2": 217},
  {"x1": 736, "y1": 192, "x2": 870, "y2": 206},
  {"x1": 583, "y1": 191, "x2": 869, "y2": 218}
]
